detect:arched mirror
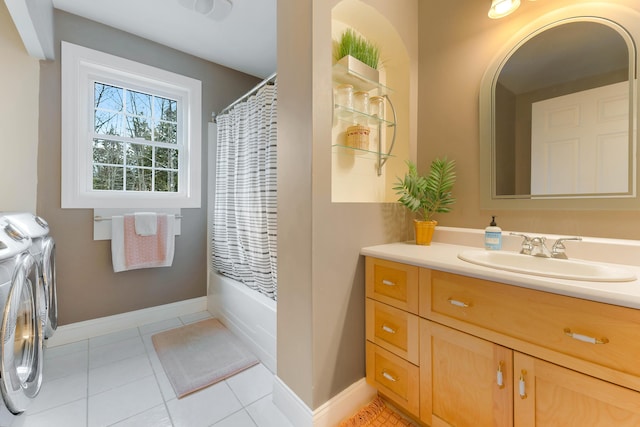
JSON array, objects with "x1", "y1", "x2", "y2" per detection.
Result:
[{"x1": 480, "y1": 5, "x2": 640, "y2": 210}]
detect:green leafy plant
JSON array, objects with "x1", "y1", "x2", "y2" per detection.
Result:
[
  {"x1": 334, "y1": 28, "x2": 380, "y2": 70},
  {"x1": 394, "y1": 158, "x2": 457, "y2": 221}
]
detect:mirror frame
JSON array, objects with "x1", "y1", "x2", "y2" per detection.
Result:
[{"x1": 480, "y1": 4, "x2": 640, "y2": 210}]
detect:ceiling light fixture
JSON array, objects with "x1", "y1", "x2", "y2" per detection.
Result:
[
  {"x1": 488, "y1": 0, "x2": 521, "y2": 19},
  {"x1": 177, "y1": 0, "x2": 233, "y2": 21}
]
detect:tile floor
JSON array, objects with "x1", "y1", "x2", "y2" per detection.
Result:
[{"x1": 23, "y1": 311, "x2": 294, "y2": 427}]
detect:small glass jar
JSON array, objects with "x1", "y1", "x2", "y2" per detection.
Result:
[
  {"x1": 335, "y1": 84, "x2": 353, "y2": 109},
  {"x1": 353, "y1": 91, "x2": 370, "y2": 115},
  {"x1": 369, "y1": 96, "x2": 385, "y2": 119}
]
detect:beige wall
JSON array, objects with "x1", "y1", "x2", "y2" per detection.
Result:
[
  {"x1": 419, "y1": 0, "x2": 640, "y2": 239},
  {"x1": 278, "y1": 0, "x2": 417, "y2": 410},
  {"x1": 0, "y1": 2, "x2": 39, "y2": 213},
  {"x1": 37, "y1": 11, "x2": 259, "y2": 325}
]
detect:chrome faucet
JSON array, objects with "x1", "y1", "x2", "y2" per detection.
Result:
[
  {"x1": 530, "y1": 236, "x2": 552, "y2": 258},
  {"x1": 510, "y1": 233, "x2": 532, "y2": 255},
  {"x1": 551, "y1": 237, "x2": 582, "y2": 259}
]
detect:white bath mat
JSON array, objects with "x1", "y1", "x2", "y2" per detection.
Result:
[{"x1": 152, "y1": 318, "x2": 258, "y2": 398}]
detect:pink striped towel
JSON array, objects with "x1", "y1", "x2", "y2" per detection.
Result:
[{"x1": 111, "y1": 214, "x2": 175, "y2": 272}]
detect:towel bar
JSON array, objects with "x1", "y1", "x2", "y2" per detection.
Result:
[{"x1": 94, "y1": 215, "x2": 183, "y2": 222}]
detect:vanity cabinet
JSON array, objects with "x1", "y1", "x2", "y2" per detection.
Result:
[{"x1": 365, "y1": 256, "x2": 640, "y2": 426}]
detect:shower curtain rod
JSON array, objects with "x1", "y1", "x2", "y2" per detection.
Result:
[{"x1": 214, "y1": 72, "x2": 277, "y2": 120}]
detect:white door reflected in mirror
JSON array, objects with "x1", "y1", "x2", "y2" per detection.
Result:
[{"x1": 531, "y1": 81, "x2": 630, "y2": 196}]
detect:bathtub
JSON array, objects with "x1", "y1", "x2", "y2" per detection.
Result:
[{"x1": 207, "y1": 271, "x2": 276, "y2": 373}]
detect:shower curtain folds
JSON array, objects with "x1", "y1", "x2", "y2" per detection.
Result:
[{"x1": 212, "y1": 79, "x2": 278, "y2": 300}]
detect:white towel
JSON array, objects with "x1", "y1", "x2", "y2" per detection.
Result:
[
  {"x1": 134, "y1": 212, "x2": 157, "y2": 236},
  {"x1": 111, "y1": 214, "x2": 175, "y2": 272}
]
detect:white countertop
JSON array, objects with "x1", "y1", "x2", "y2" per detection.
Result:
[{"x1": 361, "y1": 241, "x2": 640, "y2": 310}]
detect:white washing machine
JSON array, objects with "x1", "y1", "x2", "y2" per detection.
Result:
[
  {"x1": 0, "y1": 216, "x2": 44, "y2": 426},
  {"x1": 3, "y1": 213, "x2": 57, "y2": 340}
]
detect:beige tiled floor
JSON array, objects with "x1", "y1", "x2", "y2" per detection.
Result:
[{"x1": 23, "y1": 312, "x2": 293, "y2": 427}]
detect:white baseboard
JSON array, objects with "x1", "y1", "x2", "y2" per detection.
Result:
[
  {"x1": 273, "y1": 376, "x2": 376, "y2": 427},
  {"x1": 46, "y1": 296, "x2": 208, "y2": 347},
  {"x1": 312, "y1": 378, "x2": 377, "y2": 427}
]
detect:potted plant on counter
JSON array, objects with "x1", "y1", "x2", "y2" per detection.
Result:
[{"x1": 394, "y1": 157, "x2": 457, "y2": 245}]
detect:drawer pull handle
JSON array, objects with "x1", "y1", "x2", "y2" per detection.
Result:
[
  {"x1": 382, "y1": 280, "x2": 396, "y2": 287},
  {"x1": 382, "y1": 371, "x2": 398, "y2": 382},
  {"x1": 381, "y1": 324, "x2": 396, "y2": 334},
  {"x1": 448, "y1": 298, "x2": 470, "y2": 308},
  {"x1": 564, "y1": 328, "x2": 609, "y2": 345},
  {"x1": 496, "y1": 362, "x2": 504, "y2": 389},
  {"x1": 519, "y1": 372, "x2": 527, "y2": 399}
]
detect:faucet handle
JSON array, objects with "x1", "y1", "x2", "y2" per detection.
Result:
[
  {"x1": 510, "y1": 233, "x2": 532, "y2": 255},
  {"x1": 551, "y1": 237, "x2": 582, "y2": 259}
]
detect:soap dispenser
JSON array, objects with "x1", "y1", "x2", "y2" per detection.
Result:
[{"x1": 485, "y1": 216, "x2": 502, "y2": 250}]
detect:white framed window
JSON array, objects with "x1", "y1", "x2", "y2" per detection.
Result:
[{"x1": 61, "y1": 41, "x2": 201, "y2": 208}]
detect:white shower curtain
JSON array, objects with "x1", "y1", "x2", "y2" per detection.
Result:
[{"x1": 212, "y1": 80, "x2": 277, "y2": 300}]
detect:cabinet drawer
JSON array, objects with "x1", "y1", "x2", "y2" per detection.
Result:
[
  {"x1": 366, "y1": 342, "x2": 420, "y2": 417},
  {"x1": 428, "y1": 270, "x2": 640, "y2": 378},
  {"x1": 366, "y1": 298, "x2": 419, "y2": 364},
  {"x1": 366, "y1": 257, "x2": 419, "y2": 314}
]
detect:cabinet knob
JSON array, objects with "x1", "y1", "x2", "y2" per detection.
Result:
[
  {"x1": 381, "y1": 324, "x2": 397, "y2": 334},
  {"x1": 448, "y1": 298, "x2": 471, "y2": 308},
  {"x1": 519, "y1": 371, "x2": 527, "y2": 399},
  {"x1": 381, "y1": 370, "x2": 398, "y2": 382},
  {"x1": 381, "y1": 279, "x2": 396, "y2": 287},
  {"x1": 496, "y1": 362, "x2": 504, "y2": 389},
  {"x1": 564, "y1": 328, "x2": 609, "y2": 345}
]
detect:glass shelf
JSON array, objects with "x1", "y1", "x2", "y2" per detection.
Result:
[
  {"x1": 332, "y1": 144, "x2": 395, "y2": 158},
  {"x1": 334, "y1": 104, "x2": 396, "y2": 127}
]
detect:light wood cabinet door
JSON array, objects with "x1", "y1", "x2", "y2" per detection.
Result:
[
  {"x1": 514, "y1": 352, "x2": 640, "y2": 427},
  {"x1": 420, "y1": 320, "x2": 514, "y2": 427}
]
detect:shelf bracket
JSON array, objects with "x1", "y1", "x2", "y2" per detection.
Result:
[{"x1": 377, "y1": 94, "x2": 397, "y2": 176}]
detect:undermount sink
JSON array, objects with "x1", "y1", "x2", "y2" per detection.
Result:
[{"x1": 457, "y1": 250, "x2": 637, "y2": 282}]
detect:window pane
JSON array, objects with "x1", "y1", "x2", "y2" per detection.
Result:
[
  {"x1": 94, "y1": 110, "x2": 123, "y2": 136},
  {"x1": 126, "y1": 90, "x2": 152, "y2": 117},
  {"x1": 125, "y1": 116, "x2": 152, "y2": 140},
  {"x1": 93, "y1": 139, "x2": 124, "y2": 165},
  {"x1": 155, "y1": 97, "x2": 177, "y2": 122},
  {"x1": 154, "y1": 121, "x2": 177, "y2": 144},
  {"x1": 126, "y1": 167, "x2": 152, "y2": 191},
  {"x1": 93, "y1": 165, "x2": 123, "y2": 190},
  {"x1": 155, "y1": 147, "x2": 179, "y2": 169},
  {"x1": 94, "y1": 83, "x2": 123, "y2": 111},
  {"x1": 127, "y1": 143, "x2": 153, "y2": 167},
  {"x1": 155, "y1": 170, "x2": 178, "y2": 192}
]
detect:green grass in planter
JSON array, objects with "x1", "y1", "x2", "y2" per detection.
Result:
[{"x1": 335, "y1": 29, "x2": 380, "y2": 70}]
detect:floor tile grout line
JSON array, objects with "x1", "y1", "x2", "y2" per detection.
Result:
[
  {"x1": 139, "y1": 322, "x2": 177, "y2": 426},
  {"x1": 210, "y1": 408, "x2": 257, "y2": 427}
]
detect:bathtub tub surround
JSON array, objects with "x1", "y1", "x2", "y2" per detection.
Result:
[
  {"x1": 362, "y1": 228, "x2": 640, "y2": 425},
  {"x1": 393, "y1": 158, "x2": 456, "y2": 245}
]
